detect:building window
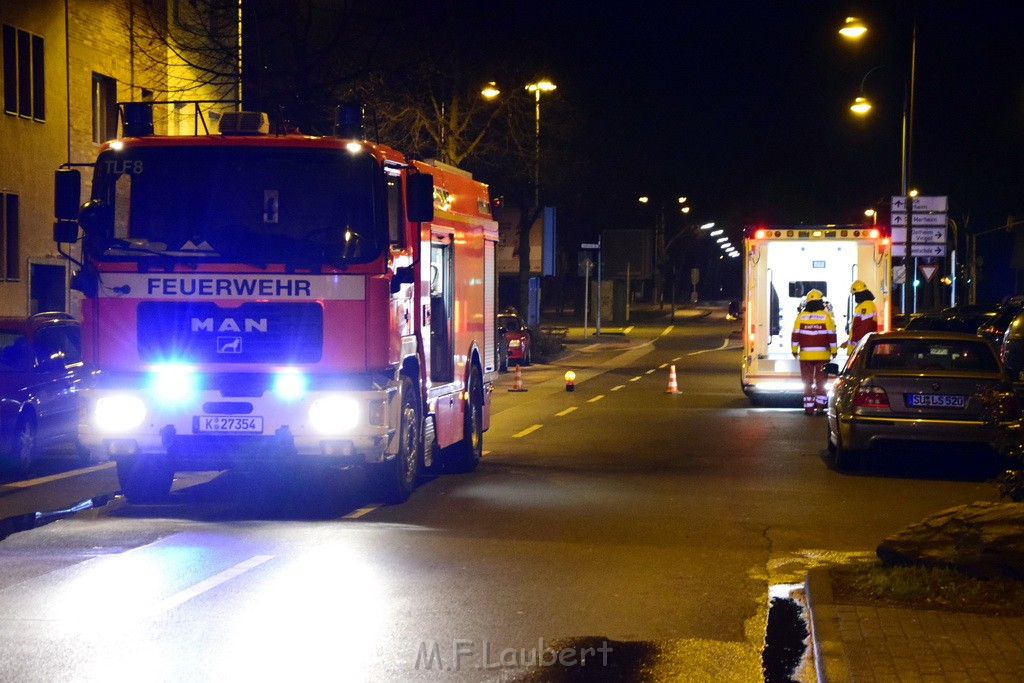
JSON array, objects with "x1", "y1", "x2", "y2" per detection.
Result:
[
  {"x1": 2, "y1": 24, "x2": 45, "y2": 121},
  {"x1": 0, "y1": 193, "x2": 20, "y2": 281},
  {"x1": 92, "y1": 73, "x2": 118, "y2": 143}
]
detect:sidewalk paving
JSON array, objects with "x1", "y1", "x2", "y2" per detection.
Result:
[{"x1": 806, "y1": 567, "x2": 1024, "y2": 682}]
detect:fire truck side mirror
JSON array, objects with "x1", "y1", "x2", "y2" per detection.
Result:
[
  {"x1": 406, "y1": 173, "x2": 434, "y2": 223},
  {"x1": 54, "y1": 169, "x2": 81, "y2": 221},
  {"x1": 53, "y1": 221, "x2": 79, "y2": 244}
]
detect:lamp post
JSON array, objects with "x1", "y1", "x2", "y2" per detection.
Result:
[
  {"x1": 639, "y1": 195, "x2": 688, "y2": 308},
  {"x1": 842, "y1": 15, "x2": 918, "y2": 315},
  {"x1": 526, "y1": 79, "x2": 557, "y2": 209}
]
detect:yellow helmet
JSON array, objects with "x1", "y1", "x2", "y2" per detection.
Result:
[
  {"x1": 850, "y1": 280, "x2": 867, "y2": 294},
  {"x1": 805, "y1": 289, "x2": 823, "y2": 302}
]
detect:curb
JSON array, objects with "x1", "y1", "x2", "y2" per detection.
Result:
[{"x1": 804, "y1": 568, "x2": 849, "y2": 683}]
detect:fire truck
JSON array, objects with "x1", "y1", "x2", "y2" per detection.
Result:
[
  {"x1": 53, "y1": 103, "x2": 498, "y2": 504},
  {"x1": 740, "y1": 224, "x2": 892, "y2": 405}
]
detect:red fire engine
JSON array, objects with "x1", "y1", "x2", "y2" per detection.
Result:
[{"x1": 53, "y1": 103, "x2": 498, "y2": 504}]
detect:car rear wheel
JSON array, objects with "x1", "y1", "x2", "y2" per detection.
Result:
[{"x1": 832, "y1": 425, "x2": 861, "y2": 471}]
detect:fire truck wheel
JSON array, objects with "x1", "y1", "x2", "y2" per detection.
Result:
[
  {"x1": 116, "y1": 455, "x2": 174, "y2": 504},
  {"x1": 375, "y1": 376, "x2": 420, "y2": 504},
  {"x1": 449, "y1": 366, "x2": 483, "y2": 473}
]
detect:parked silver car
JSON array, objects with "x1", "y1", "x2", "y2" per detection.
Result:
[{"x1": 825, "y1": 331, "x2": 1020, "y2": 469}]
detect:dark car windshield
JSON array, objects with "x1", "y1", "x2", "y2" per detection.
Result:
[
  {"x1": 0, "y1": 331, "x2": 29, "y2": 370},
  {"x1": 91, "y1": 145, "x2": 387, "y2": 266},
  {"x1": 498, "y1": 315, "x2": 523, "y2": 332},
  {"x1": 866, "y1": 339, "x2": 1000, "y2": 373}
]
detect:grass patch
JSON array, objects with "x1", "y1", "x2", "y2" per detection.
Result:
[{"x1": 829, "y1": 558, "x2": 1024, "y2": 616}]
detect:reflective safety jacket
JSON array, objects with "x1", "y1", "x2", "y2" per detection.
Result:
[
  {"x1": 791, "y1": 310, "x2": 838, "y2": 361},
  {"x1": 847, "y1": 299, "x2": 878, "y2": 349}
]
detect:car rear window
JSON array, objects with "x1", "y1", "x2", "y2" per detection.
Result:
[{"x1": 866, "y1": 339, "x2": 1000, "y2": 373}]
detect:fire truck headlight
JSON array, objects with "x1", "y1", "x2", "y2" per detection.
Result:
[
  {"x1": 272, "y1": 370, "x2": 308, "y2": 402},
  {"x1": 309, "y1": 396, "x2": 360, "y2": 434},
  {"x1": 95, "y1": 395, "x2": 147, "y2": 432},
  {"x1": 149, "y1": 365, "x2": 198, "y2": 405}
]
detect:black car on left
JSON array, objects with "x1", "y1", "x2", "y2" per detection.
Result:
[{"x1": 0, "y1": 313, "x2": 89, "y2": 472}]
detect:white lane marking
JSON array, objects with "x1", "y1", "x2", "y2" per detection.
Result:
[
  {"x1": 513, "y1": 424, "x2": 544, "y2": 438},
  {"x1": 659, "y1": 363, "x2": 668, "y2": 369},
  {"x1": 673, "y1": 356, "x2": 682, "y2": 362},
  {"x1": 688, "y1": 339, "x2": 732, "y2": 355},
  {"x1": 343, "y1": 505, "x2": 380, "y2": 519},
  {"x1": 611, "y1": 385, "x2": 625, "y2": 391},
  {"x1": 629, "y1": 376, "x2": 642, "y2": 382},
  {"x1": 483, "y1": 450, "x2": 492, "y2": 456},
  {"x1": 661, "y1": 325, "x2": 675, "y2": 336},
  {"x1": 152, "y1": 555, "x2": 274, "y2": 615},
  {"x1": 555, "y1": 407, "x2": 578, "y2": 417},
  {"x1": 645, "y1": 369, "x2": 656, "y2": 375},
  {"x1": 623, "y1": 326, "x2": 635, "y2": 334},
  {"x1": 587, "y1": 395, "x2": 605, "y2": 403},
  {"x1": 1, "y1": 463, "x2": 114, "y2": 489}
]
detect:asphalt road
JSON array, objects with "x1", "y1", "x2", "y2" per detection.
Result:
[{"x1": 0, "y1": 308, "x2": 1001, "y2": 681}]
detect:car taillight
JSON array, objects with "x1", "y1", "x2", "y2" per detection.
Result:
[{"x1": 853, "y1": 385, "x2": 890, "y2": 408}]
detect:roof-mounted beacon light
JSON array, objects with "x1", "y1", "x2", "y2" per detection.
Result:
[
  {"x1": 335, "y1": 103, "x2": 365, "y2": 140},
  {"x1": 219, "y1": 111, "x2": 270, "y2": 135},
  {"x1": 122, "y1": 102, "x2": 154, "y2": 137}
]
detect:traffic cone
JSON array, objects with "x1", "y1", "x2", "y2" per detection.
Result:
[
  {"x1": 665, "y1": 364, "x2": 681, "y2": 394},
  {"x1": 509, "y1": 364, "x2": 528, "y2": 392}
]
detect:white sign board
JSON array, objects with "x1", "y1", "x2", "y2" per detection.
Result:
[
  {"x1": 892, "y1": 227, "x2": 907, "y2": 244},
  {"x1": 891, "y1": 212, "x2": 947, "y2": 226},
  {"x1": 911, "y1": 227, "x2": 946, "y2": 244},
  {"x1": 891, "y1": 195, "x2": 948, "y2": 212},
  {"x1": 910, "y1": 243, "x2": 947, "y2": 257}
]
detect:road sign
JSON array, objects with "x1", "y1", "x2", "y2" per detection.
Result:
[
  {"x1": 911, "y1": 227, "x2": 947, "y2": 244},
  {"x1": 892, "y1": 227, "x2": 907, "y2": 243},
  {"x1": 919, "y1": 264, "x2": 939, "y2": 282},
  {"x1": 891, "y1": 195, "x2": 948, "y2": 212},
  {"x1": 910, "y1": 243, "x2": 947, "y2": 257},
  {"x1": 891, "y1": 212, "x2": 947, "y2": 226},
  {"x1": 580, "y1": 242, "x2": 600, "y2": 250},
  {"x1": 892, "y1": 243, "x2": 906, "y2": 256}
]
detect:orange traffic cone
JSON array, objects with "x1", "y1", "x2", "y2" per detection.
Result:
[
  {"x1": 509, "y1": 364, "x2": 528, "y2": 392},
  {"x1": 665, "y1": 364, "x2": 681, "y2": 394}
]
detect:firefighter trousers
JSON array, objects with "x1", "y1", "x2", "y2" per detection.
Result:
[{"x1": 798, "y1": 360, "x2": 828, "y2": 414}]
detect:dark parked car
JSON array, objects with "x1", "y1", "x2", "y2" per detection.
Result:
[
  {"x1": 825, "y1": 330, "x2": 1020, "y2": 470},
  {"x1": 0, "y1": 313, "x2": 88, "y2": 472},
  {"x1": 903, "y1": 297, "x2": 1024, "y2": 348},
  {"x1": 497, "y1": 310, "x2": 532, "y2": 366},
  {"x1": 1000, "y1": 307, "x2": 1024, "y2": 382}
]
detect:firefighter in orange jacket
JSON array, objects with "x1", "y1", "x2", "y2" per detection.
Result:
[
  {"x1": 843, "y1": 279, "x2": 878, "y2": 352},
  {"x1": 791, "y1": 289, "x2": 838, "y2": 415}
]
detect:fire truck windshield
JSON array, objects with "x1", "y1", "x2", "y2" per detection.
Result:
[{"x1": 90, "y1": 145, "x2": 387, "y2": 266}]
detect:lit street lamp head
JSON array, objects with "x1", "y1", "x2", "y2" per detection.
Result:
[
  {"x1": 839, "y1": 16, "x2": 867, "y2": 39},
  {"x1": 850, "y1": 96, "x2": 872, "y2": 114}
]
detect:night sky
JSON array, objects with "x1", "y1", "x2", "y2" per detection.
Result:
[{"x1": 452, "y1": 1, "x2": 1024, "y2": 301}]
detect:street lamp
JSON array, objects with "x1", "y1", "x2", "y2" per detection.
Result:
[
  {"x1": 841, "y1": 15, "x2": 918, "y2": 314},
  {"x1": 526, "y1": 79, "x2": 557, "y2": 208}
]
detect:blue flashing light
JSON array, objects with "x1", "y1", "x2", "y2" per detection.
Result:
[
  {"x1": 149, "y1": 365, "x2": 199, "y2": 405},
  {"x1": 273, "y1": 369, "x2": 309, "y2": 402}
]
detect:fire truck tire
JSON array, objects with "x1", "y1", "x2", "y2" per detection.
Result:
[
  {"x1": 116, "y1": 455, "x2": 174, "y2": 504},
  {"x1": 374, "y1": 376, "x2": 420, "y2": 504},
  {"x1": 449, "y1": 366, "x2": 483, "y2": 473}
]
